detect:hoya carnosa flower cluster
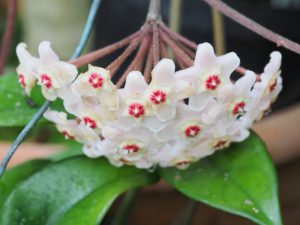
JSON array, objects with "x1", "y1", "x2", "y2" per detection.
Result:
[{"x1": 16, "y1": 41, "x2": 282, "y2": 169}]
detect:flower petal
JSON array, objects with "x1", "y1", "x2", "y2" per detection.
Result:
[
  {"x1": 151, "y1": 58, "x2": 175, "y2": 85},
  {"x1": 143, "y1": 116, "x2": 166, "y2": 132},
  {"x1": 194, "y1": 43, "x2": 216, "y2": 70},
  {"x1": 124, "y1": 71, "x2": 148, "y2": 93},
  {"x1": 217, "y1": 52, "x2": 240, "y2": 79},
  {"x1": 38, "y1": 41, "x2": 59, "y2": 64},
  {"x1": 234, "y1": 70, "x2": 256, "y2": 96},
  {"x1": 155, "y1": 104, "x2": 176, "y2": 121}
]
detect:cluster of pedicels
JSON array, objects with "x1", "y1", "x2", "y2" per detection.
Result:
[{"x1": 16, "y1": 41, "x2": 282, "y2": 169}]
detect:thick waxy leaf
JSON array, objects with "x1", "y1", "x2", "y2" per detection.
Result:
[
  {"x1": 0, "y1": 160, "x2": 49, "y2": 210},
  {"x1": 159, "y1": 133, "x2": 282, "y2": 225},
  {"x1": 0, "y1": 74, "x2": 63, "y2": 127},
  {"x1": 0, "y1": 156, "x2": 158, "y2": 225}
]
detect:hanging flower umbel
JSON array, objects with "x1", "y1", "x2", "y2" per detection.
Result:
[{"x1": 16, "y1": 35, "x2": 282, "y2": 169}]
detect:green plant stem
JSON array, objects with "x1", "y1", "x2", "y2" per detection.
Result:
[
  {"x1": 169, "y1": 0, "x2": 182, "y2": 33},
  {"x1": 169, "y1": 0, "x2": 182, "y2": 59},
  {"x1": 0, "y1": 0, "x2": 102, "y2": 177},
  {"x1": 112, "y1": 189, "x2": 140, "y2": 225},
  {"x1": 172, "y1": 199, "x2": 198, "y2": 225},
  {"x1": 211, "y1": 8, "x2": 225, "y2": 55}
]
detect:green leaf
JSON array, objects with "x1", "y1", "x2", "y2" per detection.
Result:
[
  {"x1": 0, "y1": 74, "x2": 41, "y2": 126},
  {"x1": 0, "y1": 74, "x2": 64, "y2": 127},
  {"x1": 0, "y1": 156, "x2": 158, "y2": 225},
  {"x1": 0, "y1": 160, "x2": 50, "y2": 210},
  {"x1": 159, "y1": 132, "x2": 282, "y2": 225}
]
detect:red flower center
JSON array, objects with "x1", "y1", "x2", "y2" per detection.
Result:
[
  {"x1": 128, "y1": 103, "x2": 145, "y2": 118},
  {"x1": 62, "y1": 131, "x2": 75, "y2": 140},
  {"x1": 205, "y1": 75, "x2": 221, "y2": 90},
  {"x1": 232, "y1": 101, "x2": 246, "y2": 115},
  {"x1": 18, "y1": 74, "x2": 26, "y2": 88},
  {"x1": 41, "y1": 74, "x2": 52, "y2": 88},
  {"x1": 83, "y1": 117, "x2": 97, "y2": 129},
  {"x1": 123, "y1": 144, "x2": 140, "y2": 153},
  {"x1": 150, "y1": 90, "x2": 167, "y2": 105},
  {"x1": 185, "y1": 125, "x2": 201, "y2": 137},
  {"x1": 88, "y1": 73, "x2": 104, "y2": 89}
]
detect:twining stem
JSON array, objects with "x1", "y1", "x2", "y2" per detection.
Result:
[
  {"x1": 172, "y1": 200, "x2": 198, "y2": 225},
  {"x1": 0, "y1": 0, "x2": 17, "y2": 74},
  {"x1": 0, "y1": 0, "x2": 102, "y2": 177},
  {"x1": 159, "y1": 22, "x2": 198, "y2": 49},
  {"x1": 160, "y1": 30, "x2": 194, "y2": 66},
  {"x1": 0, "y1": 101, "x2": 51, "y2": 176},
  {"x1": 212, "y1": 8, "x2": 226, "y2": 55},
  {"x1": 112, "y1": 189, "x2": 140, "y2": 225},
  {"x1": 202, "y1": 0, "x2": 300, "y2": 55},
  {"x1": 116, "y1": 34, "x2": 151, "y2": 87},
  {"x1": 70, "y1": 30, "x2": 141, "y2": 67},
  {"x1": 152, "y1": 22, "x2": 160, "y2": 65}
]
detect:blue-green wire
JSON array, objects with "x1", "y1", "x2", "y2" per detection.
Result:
[{"x1": 0, "y1": 0, "x2": 102, "y2": 177}]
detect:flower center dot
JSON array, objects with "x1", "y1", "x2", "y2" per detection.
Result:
[
  {"x1": 128, "y1": 103, "x2": 145, "y2": 118},
  {"x1": 83, "y1": 117, "x2": 97, "y2": 129},
  {"x1": 150, "y1": 90, "x2": 167, "y2": 105},
  {"x1": 88, "y1": 73, "x2": 104, "y2": 89},
  {"x1": 18, "y1": 74, "x2": 26, "y2": 88},
  {"x1": 41, "y1": 74, "x2": 52, "y2": 88},
  {"x1": 205, "y1": 75, "x2": 221, "y2": 90},
  {"x1": 185, "y1": 125, "x2": 201, "y2": 137},
  {"x1": 62, "y1": 131, "x2": 75, "y2": 139},
  {"x1": 122, "y1": 144, "x2": 140, "y2": 153},
  {"x1": 232, "y1": 101, "x2": 246, "y2": 116}
]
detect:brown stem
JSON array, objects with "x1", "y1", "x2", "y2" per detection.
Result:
[
  {"x1": 159, "y1": 22, "x2": 198, "y2": 49},
  {"x1": 106, "y1": 30, "x2": 147, "y2": 77},
  {"x1": 160, "y1": 30, "x2": 194, "y2": 66},
  {"x1": 174, "y1": 53, "x2": 187, "y2": 69},
  {"x1": 152, "y1": 22, "x2": 160, "y2": 65},
  {"x1": 202, "y1": 0, "x2": 300, "y2": 55},
  {"x1": 160, "y1": 37, "x2": 169, "y2": 59},
  {"x1": 0, "y1": 0, "x2": 18, "y2": 74},
  {"x1": 70, "y1": 30, "x2": 141, "y2": 67},
  {"x1": 176, "y1": 41, "x2": 196, "y2": 59},
  {"x1": 144, "y1": 41, "x2": 153, "y2": 83},
  {"x1": 116, "y1": 35, "x2": 151, "y2": 87}
]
